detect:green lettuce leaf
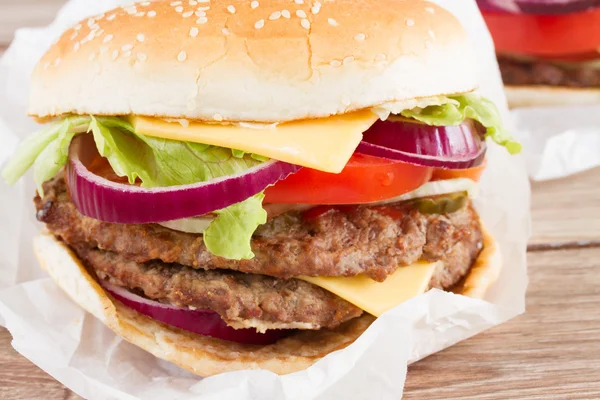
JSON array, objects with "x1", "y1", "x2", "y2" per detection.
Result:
[
  {"x1": 1, "y1": 115, "x2": 269, "y2": 260},
  {"x1": 401, "y1": 93, "x2": 522, "y2": 154},
  {"x1": 204, "y1": 192, "x2": 267, "y2": 259},
  {"x1": 1, "y1": 116, "x2": 89, "y2": 192}
]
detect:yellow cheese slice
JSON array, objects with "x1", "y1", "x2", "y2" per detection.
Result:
[
  {"x1": 300, "y1": 261, "x2": 441, "y2": 317},
  {"x1": 131, "y1": 110, "x2": 379, "y2": 173}
]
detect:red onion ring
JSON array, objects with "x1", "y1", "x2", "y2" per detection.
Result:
[
  {"x1": 477, "y1": 0, "x2": 600, "y2": 14},
  {"x1": 66, "y1": 135, "x2": 302, "y2": 224},
  {"x1": 102, "y1": 282, "x2": 289, "y2": 345},
  {"x1": 356, "y1": 119, "x2": 487, "y2": 170}
]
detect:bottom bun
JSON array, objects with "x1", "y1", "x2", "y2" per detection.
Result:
[
  {"x1": 506, "y1": 85, "x2": 600, "y2": 109},
  {"x1": 32, "y1": 226, "x2": 501, "y2": 376}
]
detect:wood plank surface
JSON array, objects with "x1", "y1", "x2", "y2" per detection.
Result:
[
  {"x1": 1, "y1": 2, "x2": 600, "y2": 399},
  {"x1": 529, "y1": 167, "x2": 600, "y2": 248}
]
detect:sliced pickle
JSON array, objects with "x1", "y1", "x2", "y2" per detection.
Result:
[{"x1": 410, "y1": 192, "x2": 468, "y2": 215}]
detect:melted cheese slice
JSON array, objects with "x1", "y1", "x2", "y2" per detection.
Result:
[
  {"x1": 300, "y1": 261, "x2": 441, "y2": 317},
  {"x1": 131, "y1": 110, "x2": 379, "y2": 173}
]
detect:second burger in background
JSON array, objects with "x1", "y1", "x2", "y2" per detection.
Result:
[{"x1": 478, "y1": 0, "x2": 600, "y2": 107}]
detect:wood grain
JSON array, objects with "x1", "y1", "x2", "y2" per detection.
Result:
[
  {"x1": 529, "y1": 167, "x2": 600, "y2": 247},
  {"x1": 404, "y1": 248, "x2": 600, "y2": 399}
]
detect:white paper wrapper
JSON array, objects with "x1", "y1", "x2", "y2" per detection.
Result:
[
  {"x1": 0, "y1": 1, "x2": 531, "y2": 398},
  {"x1": 514, "y1": 105, "x2": 600, "y2": 181}
]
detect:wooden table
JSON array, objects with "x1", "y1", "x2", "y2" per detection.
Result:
[{"x1": 2, "y1": 3, "x2": 600, "y2": 399}]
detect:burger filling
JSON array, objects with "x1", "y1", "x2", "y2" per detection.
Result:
[
  {"x1": 498, "y1": 54, "x2": 600, "y2": 88},
  {"x1": 4, "y1": 93, "x2": 519, "y2": 344}
]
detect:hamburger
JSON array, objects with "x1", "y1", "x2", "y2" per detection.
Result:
[
  {"x1": 478, "y1": 0, "x2": 600, "y2": 108},
  {"x1": 2, "y1": 0, "x2": 518, "y2": 376}
]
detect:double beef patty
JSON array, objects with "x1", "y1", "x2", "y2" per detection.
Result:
[
  {"x1": 498, "y1": 55, "x2": 600, "y2": 88},
  {"x1": 36, "y1": 174, "x2": 483, "y2": 330}
]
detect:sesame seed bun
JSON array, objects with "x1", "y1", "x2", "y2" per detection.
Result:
[
  {"x1": 32, "y1": 228, "x2": 500, "y2": 376},
  {"x1": 29, "y1": 0, "x2": 478, "y2": 122},
  {"x1": 505, "y1": 85, "x2": 600, "y2": 109}
]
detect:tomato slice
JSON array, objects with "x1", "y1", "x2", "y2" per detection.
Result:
[
  {"x1": 431, "y1": 160, "x2": 487, "y2": 182},
  {"x1": 264, "y1": 153, "x2": 433, "y2": 204},
  {"x1": 482, "y1": 9, "x2": 600, "y2": 57}
]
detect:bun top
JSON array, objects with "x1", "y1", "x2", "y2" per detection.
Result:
[{"x1": 29, "y1": 0, "x2": 478, "y2": 122}]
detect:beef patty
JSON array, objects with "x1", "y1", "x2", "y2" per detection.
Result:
[
  {"x1": 36, "y1": 175, "x2": 483, "y2": 282},
  {"x1": 74, "y1": 246, "x2": 363, "y2": 331},
  {"x1": 498, "y1": 56, "x2": 600, "y2": 88}
]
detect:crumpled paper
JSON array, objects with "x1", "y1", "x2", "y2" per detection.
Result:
[
  {"x1": 0, "y1": 1, "x2": 531, "y2": 399},
  {"x1": 514, "y1": 105, "x2": 600, "y2": 181}
]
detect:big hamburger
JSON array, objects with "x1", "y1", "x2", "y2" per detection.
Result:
[
  {"x1": 478, "y1": 0, "x2": 600, "y2": 107},
  {"x1": 2, "y1": 0, "x2": 518, "y2": 376}
]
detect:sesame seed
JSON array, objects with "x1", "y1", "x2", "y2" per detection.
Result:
[
  {"x1": 311, "y1": 2, "x2": 321, "y2": 14},
  {"x1": 135, "y1": 11, "x2": 146, "y2": 17},
  {"x1": 74, "y1": 42, "x2": 80, "y2": 51},
  {"x1": 103, "y1": 34, "x2": 114, "y2": 43},
  {"x1": 123, "y1": 51, "x2": 132, "y2": 58},
  {"x1": 171, "y1": 1, "x2": 182, "y2": 5},
  {"x1": 197, "y1": 6, "x2": 210, "y2": 10},
  {"x1": 89, "y1": 23, "x2": 100, "y2": 31},
  {"x1": 196, "y1": 16, "x2": 208, "y2": 24},
  {"x1": 95, "y1": 13, "x2": 105, "y2": 20},
  {"x1": 147, "y1": 10, "x2": 157, "y2": 17},
  {"x1": 195, "y1": 10, "x2": 206, "y2": 16},
  {"x1": 74, "y1": 24, "x2": 82, "y2": 30},
  {"x1": 269, "y1": 11, "x2": 281, "y2": 20},
  {"x1": 122, "y1": 44, "x2": 134, "y2": 51},
  {"x1": 177, "y1": 50, "x2": 187, "y2": 62},
  {"x1": 183, "y1": 10, "x2": 194, "y2": 17},
  {"x1": 328, "y1": 18, "x2": 338, "y2": 26},
  {"x1": 354, "y1": 33, "x2": 365, "y2": 41},
  {"x1": 282, "y1": 9, "x2": 290, "y2": 18},
  {"x1": 141, "y1": 1, "x2": 151, "y2": 5},
  {"x1": 137, "y1": 53, "x2": 147, "y2": 62},
  {"x1": 227, "y1": 5, "x2": 236, "y2": 13},
  {"x1": 87, "y1": 18, "x2": 96, "y2": 27},
  {"x1": 111, "y1": 50, "x2": 119, "y2": 60},
  {"x1": 406, "y1": 19, "x2": 414, "y2": 27},
  {"x1": 107, "y1": 14, "x2": 116, "y2": 21},
  {"x1": 343, "y1": 56, "x2": 354, "y2": 65},
  {"x1": 254, "y1": 19, "x2": 264, "y2": 29},
  {"x1": 189, "y1": 0, "x2": 198, "y2": 5},
  {"x1": 301, "y1": 18, "x2": 310, "y2": 29},
  {"x1": 89, "y1": 52, "x2": 96, "y2": 61},
  {"x1": 428, "y1": 30, "x2": 435, "y2": 39},
  {"x1": 213, "y1": 114, "x2": 223, "y2": 121},
  {"x1": 294, "y1": 0, "x2": 304, "y2": 4},
  {"x1": 197, "y1": 0, "x2": 209, "y2": 2},
  {"x1": 222, "y1": 27, "x2": 230, "y2": 35},
  {"x1": 124, "y1": 6, "x2": 137, "y2": 14},
  {"x1": 189, "y1": 27, "x2": 199, "y2": 37},
  {"x1": 70, "y1": 32, "x2": 78, "y2": 40},
  {"x1": 54, "y1": 58, "x2": 61, "y2": 66},
  {"x1": 137, "y1": 33, "x2": 145, "y2": 42},
  {"x1": 251, "y1": 1, "x2": 259, "y2": 8},
  {"x1": 296, "y1": 9, "x2": 307, "y2": 18},
  {"x1": 425, "y1": 7, "x2": 435, "y2": 13},
  {"x1": 175, "y1": 6, "x2": 184, "y2": 12},
  {"x1": 94, "y1": 29, "x2": 104, "y2": 37},
  {"x1": 375, "y1": 53, "x2": 386, "y2": 61},
  {"x1": 330, "y1": 60, "x2": 341, "y2": 67},
  {"x1": 99, "y1": 45, "x2": 109, "y2": 53}
]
